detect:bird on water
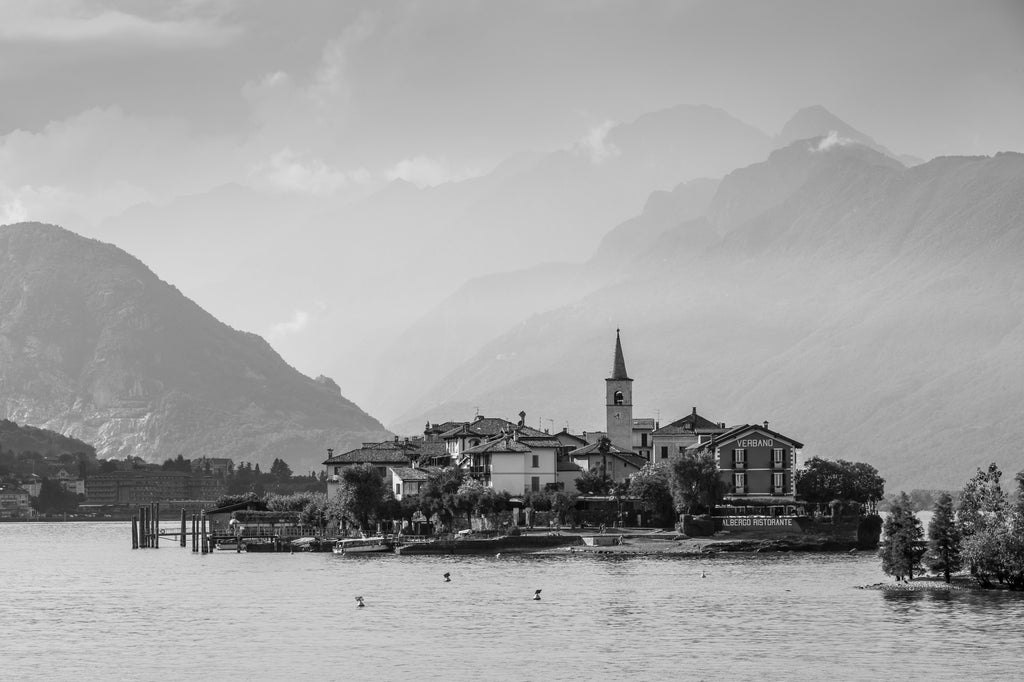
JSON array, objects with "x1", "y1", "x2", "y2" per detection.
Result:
[
  {"x1": 443, "y1": 572, "x2": 451, "y2": 582},
  {"x1": 701, "y1": 570, "x2": 707, "y2": 578},
  {"x1": 533, "y1": 589, "x2": 542, "y2": 601},
  {"x1": 356, "y1": 596, "x2": 365, "y2": 608}
]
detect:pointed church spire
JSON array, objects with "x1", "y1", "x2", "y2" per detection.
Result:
[{"x1": 610, "y1": 328, "x2": 630, "y2": 380}]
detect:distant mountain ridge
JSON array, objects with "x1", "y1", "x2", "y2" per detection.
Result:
[
  {"x1": 0, "y1": 223, "x2": 390, "y2": 473},
  {"x1": 387, "y1": 144, "x2": 1024, "y2": 490}
]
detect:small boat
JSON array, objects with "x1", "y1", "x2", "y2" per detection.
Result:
[
  {"x1": 215, "y1": 538, "x2": 246, "y2": 552},
  {"x1": 332, "y1": 536, "x2": 391, "y2": 554}
]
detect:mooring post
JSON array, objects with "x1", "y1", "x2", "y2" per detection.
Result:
[
  {"x1": 201, "y1": 511, "x2": 208, "y2": 554},
  {"x1": 180, "y1": 508, "x2": 187, "y2": 548},
  {"x1": 131, "y1": 516, "x2": 138, "y2": 549},
  {"x1": 191, "y1": 513, "x2": 197, "y2": 553},
  {"x1": 140, "y1": 506, "x2": 147, "y2": 548},
  {"x1": 155, "y1": 502, "x2": 160, "y2": 548}
]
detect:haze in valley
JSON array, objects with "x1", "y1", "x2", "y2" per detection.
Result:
[{"x1": 2, "y1": 0, "x2": 1023, "y2": 486}]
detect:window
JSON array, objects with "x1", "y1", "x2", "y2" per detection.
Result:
[
  {"x1": 614, "y1": 390, "x2": 624, "y2": 406},
  {"x1": 531, "y1": 454, "x2": 539, "y2": 468},
  {"x1": 531, "y1": 477, "x2": 540, "y2": 492},
  {"x1": 733, "y1": 472, "x2": 746, "y2": 491},
  {"x1": 660, "y1": 446, "x2": 668, "y2": 459},
  {"x1": 734, "y1": 448, "x2": 746, "y2": 466},
  {"x1": 471, "y1": 439, "x2": 480, "y2": 447},
  {"x1": 395, "y1": 483, "x2": 401, "y2": 495},
  {"x1": 334, "y1": 466, "x2": 340, "y2": 475},
  {"x1": 678, "y1": 446, "x2": 685, "y2": 454},
  {"x1": 773, "y1": 448, "x2": 785, "y2": 464},
  {"x1": 773, "y1": 472, "x2": 785, "y2": 490},
  {"x1": 641, "y1": 433, "x2": 648, "y2": 447}
]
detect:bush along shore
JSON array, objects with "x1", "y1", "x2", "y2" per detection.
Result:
[{"x1": 876, "y1": 462, "x2": 1024, "y2": 591}]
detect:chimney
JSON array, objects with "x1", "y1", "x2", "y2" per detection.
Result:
[
  {"x1": 692, "y1": 406, "x2": 697, "y2": 417},
  {"x1": 763, "y1": 421, "x2": 769, "y2": 430},
  {"x1": 327, "y1": 448, "x2": 334, "y2": 458},
  {"x1": 518, "y1": 410, "x2": 526, "y2": 427},
  {"x1": 474, "y1": 414, "x2": 484, "y2": 423}
]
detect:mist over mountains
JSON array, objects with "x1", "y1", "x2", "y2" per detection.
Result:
[
  {"x1": 385, "y1": 140, "x2": 1024, "y2": 490},
  {"x1": 0, "y1": 223, "x2": 389, "y2": 474},
  {"x1": 2, "y1": 102, "x2": 1020, "y2": 490}
]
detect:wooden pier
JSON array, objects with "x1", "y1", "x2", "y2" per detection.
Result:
[{"x1": 131, "y1": 503, "x2": 211, "y2": 554}]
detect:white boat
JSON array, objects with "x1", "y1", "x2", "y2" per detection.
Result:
[{"x1": 332, "y1": 537, "x2": 391, "y2": 554}]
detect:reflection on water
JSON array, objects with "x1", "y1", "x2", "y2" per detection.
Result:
[{"x1": 2, "y1": 523, "x2": 1022, "y2": 681}]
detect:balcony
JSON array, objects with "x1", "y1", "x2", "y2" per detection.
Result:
[
  {"x1": 469, "y1": 465, "x2": 491, "y2": 478},
  {"x1": 733, "y1": 461, "x2": 746, "y2": 470},
  {"x1": 733, "y1": 486, "x2": 747, "y2": 495},
  {"x1": 772, "y1": 486, "x2": 788, "y2": 495},
  {"x1": 771, "y1": 460, "x2": 786, "y2": 469}
]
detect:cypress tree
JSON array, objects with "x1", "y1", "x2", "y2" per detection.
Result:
[
  {"x1": 924, "y1": 492, "x2": 962, "y2": 583},
  {"x1": 880, "y1": 491, "x2": 924, "y2": 580}
]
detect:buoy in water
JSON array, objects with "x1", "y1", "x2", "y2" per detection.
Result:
[
  {"x1": 443, "y1": 572, "x2": 451, "y2": 582},
  {"x1": 356, "y1": 596, "x2": 365, "y2": 608},
  {"x1": 533, "y1": 589, "x2": 542, "y2": 601}
]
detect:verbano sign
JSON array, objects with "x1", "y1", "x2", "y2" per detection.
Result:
[{"x1": 736, "y1": 439, "x2": 773, "y2": 448}]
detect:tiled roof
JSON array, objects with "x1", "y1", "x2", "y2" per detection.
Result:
[
  {"x1": 463, "y1": 437, "x2": 532, "y2": 455},
  {"x1": 651, "y1": 409, "x2": 725, "y2": 436},
  {"x1": 693, "y1": 424, "x2": 804, "y2": 450},
  {"x1": 415, "y1": 441, "x2": 449, "y2": 458},
  {"x1": 390, "y1": 467, "x2": 430, "y2": 482},
  {"x1": 516, "y1": 437, "x2": 563, "y2": 448},
  {"x1": 323, "y1": 446, "x2": 413, "y2": 465},
  {"x1": 568, "y1": 441, "x2": 632, "y2": 457}
]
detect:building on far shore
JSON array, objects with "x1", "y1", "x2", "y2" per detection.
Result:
[{"x1": 688, "y1": 422, "x2": 803, "y2": 514}]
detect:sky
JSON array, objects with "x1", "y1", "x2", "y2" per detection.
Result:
[
  {"x1": 2, "y1": 0, "x2": 1023, "y2": 414},
  {"x1": 2, "y1": 0, "x2": 1023, "y2": 224}
]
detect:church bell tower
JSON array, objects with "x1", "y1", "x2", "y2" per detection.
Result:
[{"x1": 605, "y1": 329, "x2": 633, "y2": 451}]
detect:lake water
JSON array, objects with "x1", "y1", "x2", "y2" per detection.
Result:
[{"x1": 2, "y1": 522, "x2": 1022, "y2": 681}]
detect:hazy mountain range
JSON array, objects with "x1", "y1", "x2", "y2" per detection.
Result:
[
  {"x1": 0, "y1": 224, "x2": 389, "y2": 474},
  {"x1": 2, "y1": 104, "x2": 1020, "y2": 489},
  {"x1": 386, "y1": 140, "x2": 1024, "y2": 490}
]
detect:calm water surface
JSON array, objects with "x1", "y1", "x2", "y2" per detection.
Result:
[{"x1": 2, "y1": 522, "x2": 1022, "y2": 681}]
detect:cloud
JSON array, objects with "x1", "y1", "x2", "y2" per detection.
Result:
[
  {"x1": 385, "y1": 156, "x2": 482, "y2": 188},
  {"x1": 247, "y1": 148, "x2": 372, "y2": 195},
  {"x1": 267, "y1": 310, "x2": 310, "y2": 340},
  {"x1": 813, "y1": 130, "x2": 854, "y2": 152},
  {"x1": 0, "y1": 1, "x2": 241, "y2": 49},
  {"x1": 575, "y1": 120, "x2": 620, "y2": 164},
  {"x1": 0, "y1": 106, "x2": 238, "y2": 227}
]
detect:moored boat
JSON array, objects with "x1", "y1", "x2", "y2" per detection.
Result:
[{"x1": 332, "y1": 536, "x2": 391, "y2": 554}]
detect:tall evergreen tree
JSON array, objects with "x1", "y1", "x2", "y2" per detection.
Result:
[
  {"x1": 880, "y1": 491, "x2": 924, "y2": 580},
  {"x1": 924, "y1": 492, "x2": 962, "y2": 583}
]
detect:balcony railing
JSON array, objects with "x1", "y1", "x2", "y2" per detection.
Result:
[
  {"x1": 771, "y1": 460, "x2": 786, "y2": 469},
  {"x1": 733, "y1": 486, "x2": 747, "y2": 495},
  {"x1": 469, "y1": 466, "x2": 491, "y2": 477},
  {"x1": 733, "y1": 461, "x2": 746, "y2": 470}
]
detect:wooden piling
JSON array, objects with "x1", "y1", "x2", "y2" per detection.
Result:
[
  {"x1": 154, "y1": 503, "x2": 160, "y2": 548},
  {"x1": 180, "y1": 508, "x2": 187, "y2": 548},
  {"x1": 131, "y1": 516, "x2": 138, "y2": 549},
  {"x1": 191, "y1": 513, "x2": 197, "y2": 553},
  {"x1": 140, "y1": 506, "x2": 147, "y2": 548},
  {"x1": 199, "y1": 509, "x2": 207, "y2": 552}
]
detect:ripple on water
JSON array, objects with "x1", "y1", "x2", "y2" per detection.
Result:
[{"x1": 2, "y1": 523, "x2": 1023, "y2": 681}]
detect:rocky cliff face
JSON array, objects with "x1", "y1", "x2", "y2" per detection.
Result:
[{"x1": 0, "y1": 223, "x2": 390, "y2": 473}]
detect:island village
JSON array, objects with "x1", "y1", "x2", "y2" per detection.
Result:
[{"x1": 30, "y1": 330, "x2": 881, "y2": 557}]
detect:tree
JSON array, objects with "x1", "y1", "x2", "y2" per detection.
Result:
[
  {"x1": 957, "y1": 463, "x2": 1007, "y2": 538},
  {"x1": 795, "y1": 457, "x2": 885, "y2": 511},
  {"x1": 668, "y1": 453, "x2": 726, "y2": 515},
  {"x1": 270, "y1": 458, "x2": 293, "y2": 481},
  {"x1": 924, "y1": 492, "x2": 962, "y2": 583},
  {"x1": 879, "y1": 491, "x2": 924, "y2": 580},
  {"x1": 628, "y1": 463, "x2": 675, "y2": 526},
  {"x1": 575, "y1": 468, "x2": 612, "y2": 495},
  {"x1": 418, "y1": 467, "x2": 464, "y2": 531},
  {"x1": 31, "y1": 478, "x2": 80, "y2": 514},
  {"x1": 328, "y1": 464, "x2": 385, "y2": 532}
]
